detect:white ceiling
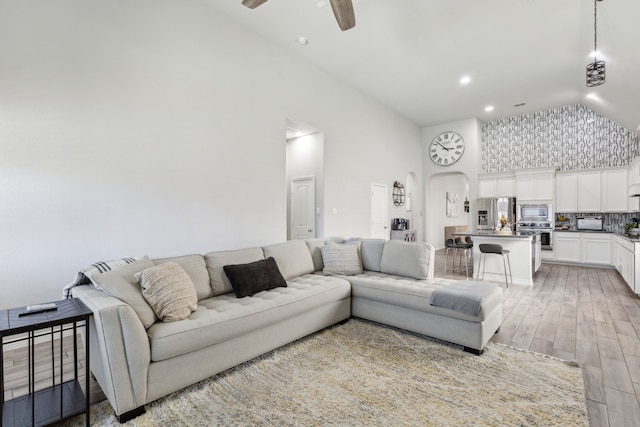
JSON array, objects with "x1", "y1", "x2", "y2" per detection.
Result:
[{"x1": 207, "y1": 0, "x2": 640, "y2": 133}]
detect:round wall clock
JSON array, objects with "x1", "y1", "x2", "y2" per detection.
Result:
[{"x1": 429, "y1": 131, "x2": 465, "y2": 166}]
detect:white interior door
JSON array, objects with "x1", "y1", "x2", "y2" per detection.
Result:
[
  {"x1": 291, "y1": 176, "x2": 316, "y2": 240},
  {"x1": 371, "y1": 183, "x2": 389, "y2": 239}
]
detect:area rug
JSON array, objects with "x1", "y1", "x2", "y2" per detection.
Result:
[{"x1": 62, "y1": 319, "x2": 589, "y2": 426}]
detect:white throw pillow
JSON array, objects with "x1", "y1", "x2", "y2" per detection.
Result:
[
  {"x1": 136, "y1": 262, "x2": 198, "y2": 322},
  {"x1": 321, "y1": 244, "x2": 363, "y2": 275}
]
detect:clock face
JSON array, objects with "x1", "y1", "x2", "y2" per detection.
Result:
[{"x1": 429, "y1": 131, "x2": 465, "y2": 166}]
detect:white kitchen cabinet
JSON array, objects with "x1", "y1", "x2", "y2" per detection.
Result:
[
  {"x1": 554, "y1": 232, "x2": 582, "y2": 263},
  {"x1": 577, "y1": 171, "x2": 601, "y2": 212},
  {"x1": 535, "y1": 237, "x2": 542, "y2": 272},
  {"x1": 601, "y1": 168, "x2": 638, "y2": 212},
  {"x1": 582, "y1": 233, "x2": 611, "y2": 265},
  {"x1": 556, "y1": 168, "x2": 636, "y2": 213},
  {"x1": 515, "y1": 167, "x2": 557, "y2": 202},
  {"x1": 535, "y1": 173, "x2": 554, "y2": 200},
  {"x1": 516, "y1": 174, "x2": 535, "y2": 200},
  {"x1": 614, "y1": 235, "x2": 637, "y2": 293},
  {"x1": 478, "y1": 172, "x2": 515, "y2": 198},
  {"x1": 555, "y1": 173, "x2": 578, "y2": 212},
  {"x1": 554, "y1": 231, "x2": 613, "y2": 265},
  {"x1": 497, "y1": 176, "x2": 516, "y2": 197},
  {"x1": 478, "y1": 178, "x2": 496, "y2": 198}
]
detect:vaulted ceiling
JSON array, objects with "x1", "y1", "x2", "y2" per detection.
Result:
[{"x1": 208, "y1": 0, "x2": 640, "y2": 133}]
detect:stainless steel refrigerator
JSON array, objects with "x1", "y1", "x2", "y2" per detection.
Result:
[{"x1": 476, "y1": 197, "x2": 517, "y2": 231}]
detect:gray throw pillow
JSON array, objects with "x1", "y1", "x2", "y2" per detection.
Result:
[{"x1": 321, "y1": 244, "x2": 363, "y2": 275}]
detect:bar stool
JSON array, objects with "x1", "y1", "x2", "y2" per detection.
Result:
[
  {"x1": 476, "y1": 243, "x2": 512, "y2": 287},
  {"x1": 455, "y1": 237, "x2": 473, "y2": 277},
  {"x1": 444, "y1": 239, "x2": 457, "y2": 276},
  {"x1": 444, "y1": 238, "x2": 470, "y2": 278}
]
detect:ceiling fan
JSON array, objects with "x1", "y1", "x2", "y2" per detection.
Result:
[{"x1": 241, "y1": 0, "x2": 356, "y2": 31}]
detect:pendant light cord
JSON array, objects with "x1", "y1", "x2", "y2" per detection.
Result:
[{"x1": 593, "y1": 0, "x2": 598, "y2": 59}]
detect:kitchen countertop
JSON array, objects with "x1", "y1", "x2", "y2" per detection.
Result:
[
  {"x1": 453, "y1": 231, "x2": 533, "y2": 239},
  {"x1": 554, "y1": 229, "x2": 612, "y2": 233},
  {"x1": 615, "y1": 233, "x2": 640, "y2": 242}
]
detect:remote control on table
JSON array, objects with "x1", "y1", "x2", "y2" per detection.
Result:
[{"x1": 19, "y1": 303, "x2": 58, "y2": 316}]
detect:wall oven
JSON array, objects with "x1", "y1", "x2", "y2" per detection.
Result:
[{"x1": 518, "y1": 203, "x2": 553, "y2": 222}]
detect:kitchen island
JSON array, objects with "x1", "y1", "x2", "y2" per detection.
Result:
[{"x1": 454, "y1": 231, "x2": 541, "y2": 286}]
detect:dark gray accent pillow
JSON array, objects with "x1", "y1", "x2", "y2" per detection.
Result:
[{"x1": 223, "y1": 257, "x2": 287, "y2": 298}]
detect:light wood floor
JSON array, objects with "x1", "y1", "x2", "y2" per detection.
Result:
[
  {"x1": 5, "y1": 251, "x2": 640, "y2": 426},
  {"x1": 438, "y1": 248, "x2": 640, "y2": 427}
]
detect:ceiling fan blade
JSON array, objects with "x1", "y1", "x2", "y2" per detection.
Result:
[
  {"x1": 329, "y1": 0, "x2": 356, "y2": 31},
  {"x1": 242, "y1": 0, "x2": 269, "y2": 9}
]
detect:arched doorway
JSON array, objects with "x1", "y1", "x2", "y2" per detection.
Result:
[{"x1": 425, "y1": 172, "x2": 470, "y2": 249}]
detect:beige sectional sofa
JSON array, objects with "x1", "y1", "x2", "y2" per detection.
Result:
[{"x1": 71, "y1": 238, "x2": 503, "y2": 422}]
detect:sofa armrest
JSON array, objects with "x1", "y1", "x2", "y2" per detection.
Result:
[{"x1": 72, "y1": 285, "x2": 151, "y2": 416}]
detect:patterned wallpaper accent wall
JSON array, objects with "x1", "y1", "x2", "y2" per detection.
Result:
[{"x1": 482, "y1": 104, "x2": 639, "y2": 173}]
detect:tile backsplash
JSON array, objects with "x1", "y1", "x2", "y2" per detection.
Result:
[
  {"x1": 482, "y1": 104, "x2": 639, "y2": 173},
  {"x1": 555, "y1": 212, "x2": 640, "y2": 234}
]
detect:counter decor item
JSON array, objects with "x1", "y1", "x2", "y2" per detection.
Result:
[
  {"x1": 556, "y1": 215, "x2": 571, "y2": 230},
  {"x1": 625, "y1": 223, "x2": 640, "y2": 236}
]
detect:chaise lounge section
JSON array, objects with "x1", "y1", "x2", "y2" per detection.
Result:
[{"x1": 70, "y1": 238, "x2": 502, "y2": 421}]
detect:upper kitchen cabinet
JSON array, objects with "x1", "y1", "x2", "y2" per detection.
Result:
[
  {"x1": 556, "y1": 172, "x2": 578, "y2": 212},
  {"x1": 556, "y1": 167, "x2": 637, "y2": 213},
  {"x1": 627, "y1": 157, "x2": 640, "y2": 211},
  {"x1": 602, "y1": 168, "x2": 638, "y2": 212},
  {"x1": 577, "y1": 171, "x2": 601, "y2": 212},
  {"x1": 555, "y1": 170, "x2": 600, "y2": 212},
  {"x1": 478, "y1": 172, "x2": 516, "y2": 198},
  {"x1": 514, "y1": 167, "x2": 557, "y2": 202}
]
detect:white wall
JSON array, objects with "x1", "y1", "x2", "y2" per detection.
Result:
[
  {"x1": 0, "y1": 0, "x2": 423, "y2": 308},
  {"x1": 422, "y1": 119, "x2": 482, "y2": 248},
  {"x1": 427, "y1": 173, "x2": 470, "y2": 247}
]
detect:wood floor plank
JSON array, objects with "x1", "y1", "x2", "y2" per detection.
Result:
[
  {"x1": 605, "y1": 387, "x2": 640, "y2": 427},
  {"x1": 583, "y1": 364, "x2": 606, "y2": 403},
  {"x1": 601, "y1": 358, "x2": 635, "y2": 394},
  {"x1": 586, "y1": 399, "x2": 610, "y2": 427}
]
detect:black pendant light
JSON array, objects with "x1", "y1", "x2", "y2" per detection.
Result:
[{"x1": 586, "y1": 0, "x2": 605, "y2": 87}]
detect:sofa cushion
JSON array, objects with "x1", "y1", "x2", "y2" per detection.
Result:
[
  {"x1": 146, "y1": 274, "x2": 351, "y2": 362},
  {"x1": 91, "y1": 256, "x2": 158, "y2": 328},
  {"x1": 205, "y1": 247, "x2": 265, "y2": 296},
  {"x1": 380, "y1": 241, "x2": 432, "y2": 280},
  {"x1": 321, "y1": 244, "x2": 362, "y2": 275},
  {"x1": 360, "y1": 239, "x2": 385, "y2": 272},
  {"x1": 153, "y1": 254, "x2": 211, "y2": 300},
  {"x1": 347, "y1": 271, "x2": 502, "y2": 323},
  {"x1": 223, "y1": 257, "x2": 288, "y2": 298},
  {"x1": 136, "y1": 262, "x2": 198, "y2": 322},
  {"x1": 263, "y1": 240, "x2": 315, "y2": 280}
]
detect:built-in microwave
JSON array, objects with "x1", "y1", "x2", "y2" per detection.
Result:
[{"x1": 518, "y1": 203, "x2": 553, "y2": 222}]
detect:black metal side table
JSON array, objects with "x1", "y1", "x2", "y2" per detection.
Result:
[{"x1": 1, "y1": 298, "x2": 92, "y2": 427}]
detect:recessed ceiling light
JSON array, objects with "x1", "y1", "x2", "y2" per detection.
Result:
[
  {"x1": 485, "y1": 106, "x2": 494, "y2": 112},
  {"x1": 459, "y1": 76, "x2": 471, "y2": 85},
  {"x1": 297, "y1": 36, "x2": 309, "y2": 45},
  {"x1": 586, "y1": 93, "x2": 598, "y2": 99}
]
